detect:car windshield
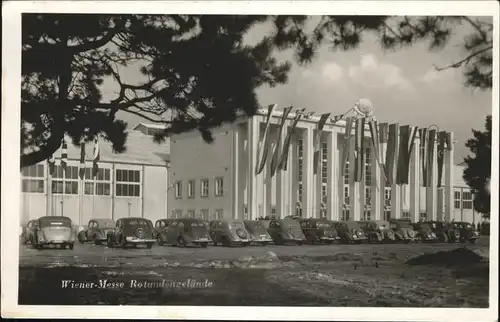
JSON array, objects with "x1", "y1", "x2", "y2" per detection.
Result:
[
  {"x1": 190, "y1": 222, "x2": 205, "y2": 227},
  {"x1": 419, "y1": 223, "x2": 431, "y2": 231},
  {"x1": 317, "y1": 221, "x2": 332, "y2": 228},
  {"x1": 97, "y1": 220, "x2": 115, "y2": 228},
  {"x1": 377, "y1": 222, "x2": 390, "y2": 229},
  {"x1": 280, "y1": 220, "x2": 299, "y2": 228},
  {"x1": 127, "y1": 219, "x2": 149, "y2": 227},
  {"x1": 39, "y1": 217, "x2": 71, "y2": 228}
]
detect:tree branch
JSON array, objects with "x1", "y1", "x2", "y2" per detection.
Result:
[{"x1": 434, "y1": 45, "x2": 492, "y2": 71}]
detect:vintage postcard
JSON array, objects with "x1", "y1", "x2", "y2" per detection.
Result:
[{"x1": 1, "y1": 1, "x2": 498, "y2": 320}]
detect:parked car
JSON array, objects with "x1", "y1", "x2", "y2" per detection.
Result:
[
  {"x1": 452, "y1": 221, "x2": 480, "y2": 243},
  {"x1": 32, "y1": 216, "x2": 76, "y2": 249},
  {"x1": 412, "y1": 222, "x2": 438, "y2": 242},
  {"x1": 209, "y1": 219, "x2": 251, "y2": 247},
  {"x1": 154, "y1": 219, "x2": 174, "y2": 245},
  {"x1": 163, "y1": 218, "x2": 211, "y2": 248},
  {"x1": 389, "y1": 220, "x2": 418, "y2": 243},
  {"x1": 334, "y1": 221, "x2": 367, "y2": 244},
  {"x1": 267, "y1": 219, "x2": 306, "y2": 245},
  {"x1": 425, "y1": 221, "x2": 461, "y2": 243},
  {"x1": 358, "y1": 220, "x2": 396, "y2": 243},
  {"x1": 21, "y1": 219, "x2": 38, "y2": 245},
  {"x1": 299, "y1": 218, "x2": 339, "y2": 244},
  {"x1": 243, "y1": 220, "x2": 273, "y2": 245},
  {"x1": 106, "y1": 217, "x2": 156, "y2": 249},
  {"x1": 77, "y1": 219, "x2": 115, "y2": 245}
]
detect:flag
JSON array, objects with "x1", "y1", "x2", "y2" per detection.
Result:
[
  {"x1": 378, "y1": 122, "x2": 389, "y2": 166},
  {"x1": 278, "y1": 108, "x2": 305, "y2": 170},
  {"x1": 436, "y1": 131, "x2": 446, "y2": 187},
  {"x1": 353, "y1": 118, "x2": 365, "y2": 182},
  {"x1": 92, "y1": 137, "x2": 100, "y2": 178},
  {"x1": 445, "y1": 132, "x2": 453, "y2": 151},
  {"x1": 340, "y1": 117, "x2": 355, "y2": 179},
  {"x1": 313, "y1": 113, "x2": 331, "y2": 175},
  {"x1": 408, "y1": 126, "x2": 419, "y2": 157},
  {"x1": 396, "y1": 125, "x2": 410, "y2": 185},
  {"x1": 304, "y1": 112, "x2": 315, "y2": 119},
  {"x1": 368, "y1": 119, "x2": 386, "y2": 183},
  {"x1": 419, "y1": 128, "x2": 428, "y2": 186},
  {"x1": 79, "y1": 142, "x2": 86, "y2": 180},
  {"x1": 426, "y1": 129, "x2": 437, "y2": 188},
  {"x1": 270, "y1": 106, "x2": 293, "y2": 177},
  {"x1": 48, "y1": 154, "x2": 55, "y2": 176},
  {"x1": 385, "y1": 123, "x2": 399, "y2": 185},
  {"x1": 255, "y1": 104, "x2": 277, "y2": 175},
  {"x1": 60, "y1": 139, "x2": 68, "y2": 176}
]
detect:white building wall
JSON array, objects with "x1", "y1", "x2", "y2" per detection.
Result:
[{"x1": 168, "y1": 124, "x2": 234, "y2": 219}]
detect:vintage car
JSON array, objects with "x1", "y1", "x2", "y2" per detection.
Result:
[
  {"x1": 77, "y1": 218, "x2": 115, "y2": 245},
  {"x1": 425, "y1": 221, "x2": 461, "y2": 243},
  {"x1": 358, "y1": 220, "x2": 396, "y2": 243},
  {"x1": 452, "y1": 221, "x2": 480, "y2": 243},
  {"x1": 389, "y1": 220, "x2": 418, "y2": 243},
  {"x1": 32, "y1": 216, "x2": 76, "y2": 249},
  {"x1": 209, "y1": 219, "x2": 251, "y2": 247},
  {"x1": 243, "y1": 220, "x2": 273, "y2": 245},
  {"x1": 334, "y1": 221, "x2": 368, "y2": 244},
  {"x1": 106, "y1": 217, "x2": 156, "y2": 249},
  {"x1": 21, "y1": 219, "x2": 38, "y2": 245},
  {"x1": 154, "y1": 219, "x2": 174, "y2": 245},
  {"x1": 299, "y1": 218, "x2": 339, "y2": 244},
  {"x1": 412, "y1": 222, "x2": 438, "y2": 242},
  {"x1": 267, "y1": 219, "x2": 306, "y2": 245},
  {"x1": 162, "y1": 218, "x2": 211, "y2": 248}
]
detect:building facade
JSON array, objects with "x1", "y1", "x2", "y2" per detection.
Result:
[
  {"x1": 20, "y1": 128, "x2": 170, "y2": 227},
  {"x1": 169, "y1": 108, "x2": 480, "y2": 223}
]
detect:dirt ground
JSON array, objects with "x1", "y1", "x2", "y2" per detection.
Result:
[{"x1": 18, "y1": 238, "x2": 490, "y2": 306}]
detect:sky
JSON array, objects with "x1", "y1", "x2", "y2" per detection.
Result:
[{"x1": 111, "y1": 16, "x2": 493, "y2": 164}]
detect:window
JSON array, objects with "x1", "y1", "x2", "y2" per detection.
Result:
[
  {"x1": 21, "y1": 164, "x2": 45, "y2": 193},
  {"x1": 419, "y1": 212, "x2": 427, "y2": 221},
  {"x1": 363, "y1": 210, "x2": 371, "y2": 221},
  {"x1": 215, "y1": 209, "x2": 224, "y2": 220},
  {"x1": 344, "y1": 161, "x2": 350, "y2": 184},
  {"x1": 341, "y1": 209, "x2": 350, "y2": 221},
  {"x1": 365, "y1": 146, "x2": 372, "y2": 187},
  {"x1": 454, "y1": 190, "x2": 461, "y2": 209},
  {"x1": 297, "y1": 183, "x2": 303, "y2": 203},
  {"x1": 383, "y1": 210, "x2": 391, "y2": 221},
  {"x1": 298, "y1": 139, "x2": 304, "y2": 182},
  {"x1": 321, "y1": 185, "x2": 327, "y2": 205},
  {"x1": 215, "y1": 177, "x2": 224, "y2": 196},
  {"x1": 200, "y1": 209, "x2": 209, "y2": 220},
  {"x1": 174, "y1": 181, "x2": 182, "y2": 199},
  {"x1": 52, "y1": 165, "x2": 79, "y2": 195},
  {"x1": 462, "y1": 191, "x2": 473, "y2": 209},
  {"x1": 343, "y1": 186, "x2": 350, "y2": 206},
  {"x1": 200, "y1": 179, "x2": 209, "y2": 197},
  {"x1": 384, "y1": 187, "x2": 392, "y2": 207},
  {"x1": 187, "y1": 180, "x2": 195, "y2": 199},
  {"x1": 84, "y1": 168, "x2": 111, "y2": 196},
  {"x1": 402, "y1": 211, "x2": 410, "y2": 219},
  {"x1": 115, "y1": 169, "x2": 141, "y2": 197},
  {"x1": 187, "y1": 209, "x2": 195, "y2": 218},
  {"x1": 174, "y1": 209, "x2": 183, "y2": 218},
  {"x1": 365, "y1": 187, "x2": 371, "y2": 206},
  {"x1": 321, "y1": 142, "x2": 328, "y2": 204}
]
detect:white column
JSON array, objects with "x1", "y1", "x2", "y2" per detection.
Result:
[
  {"x1": 238, "y1": 124, "x2": 246, "y2": 219},
  {"x1": 231, "y1": 126, "x2": 240, "y2": 219},
  {"x1": 426, "y1": 137, "x2": 438, "y2": 220},
  {"x1": 302, "y1": 126, "x2": 314, "y2": 218},
  {"x1": 371, "y1": 142, "x2": 382, "y2": 220},
  {"x1": 291, "y1": 138, "x2": 299, "y2": 216},
  {"x1": 327, "y1": 131, "x2": 337, "y2": 220},
  {"x1": 444, "y1": 133, "x2": 454, "y2": 222},
  {"x1": 410, "y1": 137, "x2": 420, "y2": 223},
  {"x1": 276, "y1": 129, "x2": 286, "y2": 219},
  {"x1": 337, "y1": 134, "x2": 344, "y2": 220},
  {"x1": 265, "y1": 133, "x2": 273, "y2": 217},
  {"x1": 391, "y1": 127, "x2": 401, "y2": 220},
  {"x1": 247, "y1": 116, "x2": 259, "y2": 220},
  {"x1": 349, "y1": 137, "x2": 361, "y2": 220},
  {"x1": 315, "y1": 131, "x2": 323, "y2": 218}
]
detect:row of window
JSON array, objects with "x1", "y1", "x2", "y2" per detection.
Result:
[
  {"x1": 174, "y1": 177, "x2": 224, "y2": 199},
  {"x1": 171, "y1": 209, "x2": 224, "y2": 220},
  {"x1": 21, "y1": 165, "x2": 141, "y2": 197}
]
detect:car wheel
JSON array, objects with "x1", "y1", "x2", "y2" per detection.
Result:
[
  {"x1": 156, "y1": 235, "x2": 164, "y2": 246},
  {"x1": 469, "y1": 238, "x2": 477, "y2": 244},
  {"x1": 177, "y1": 237, "x2": 186, "y2": 248},
  {"x1": 120, "y1": 236, "x2": 127, "y2": 248},
  {"x1": 261, "y1": 242, "x2": 268, "y2": 247},
  {"x1": 146, "y1": 242, "x2": 153, "y2": 249},
  {"x1": 94, "y1": 239, "x2": 102, "y2": 246},
  {"x1": 222, "y1": 236, "x2": 231, "y2": 247},
  {"x1": 440, "y1": 233, "x2": 449, "y2": 243},
  {"x1": 106, "y1": 236, "x2": 114, "y2": 248},
  {"x1": 77, "y1": 231, "x2": 86, "y2": 244},
  {"x1": 368, "y1": 234, "x2": 376, "y2": 244},
  {"x1": 68, "y1": 243, "x2": 74, "y2": 250},
  {"x1": 201, "y1": 242, "x2": 208, "y2": 248}
]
